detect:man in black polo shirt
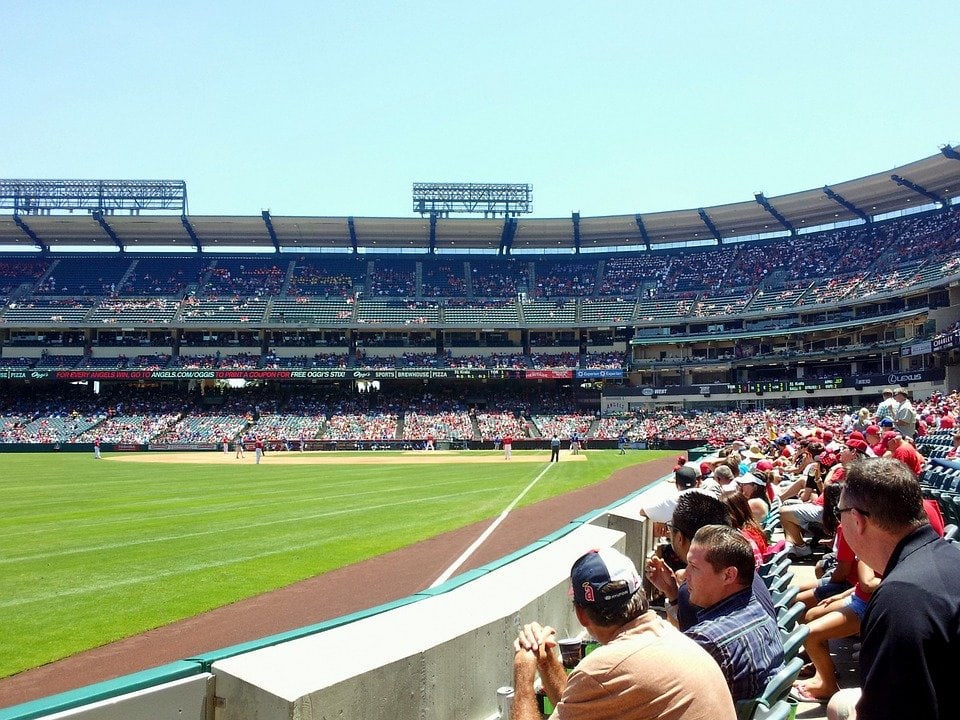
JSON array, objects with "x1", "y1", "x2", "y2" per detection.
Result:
[{"x1": 828, "y1": 457, "x2": 960, "y2": 720}]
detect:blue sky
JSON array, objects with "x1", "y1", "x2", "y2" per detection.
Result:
[{"x1": 2, "y1": 2, "x2": 956, "y2": 219}]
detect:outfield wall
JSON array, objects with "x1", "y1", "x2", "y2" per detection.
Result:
[{"x1": 0, "y1": 474, "x2": 662, "y2": 720}]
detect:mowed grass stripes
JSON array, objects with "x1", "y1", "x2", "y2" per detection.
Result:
[{"x1": 0, "y1": 450, "x2": 670, "y2": 678}]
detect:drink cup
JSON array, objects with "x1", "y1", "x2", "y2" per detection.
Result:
[
  {"x1": 558, "y1": 637, "x2": 583, "y2": 668},
  {"x1": 496, "y1": 686, "x2": 514, "y2": 719}
]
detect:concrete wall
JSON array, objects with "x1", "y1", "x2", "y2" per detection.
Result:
[
  {"x1": 28, "y1": 675, "x2": 214, "y2": 720},
  {"x1": 212, "y1": 523, "x2": 630, "y2": 720}
]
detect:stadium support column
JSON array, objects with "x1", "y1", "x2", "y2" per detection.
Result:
[
  {"x1": 890, "y1": 175, "x2": 948, "y2": 209},
  {"x1": 429, "y1": 212, "x2": 437, "y2": 254},
  {"x1": 262, "y1": 210, "x2": 281, "y2": 252},
  {"x1": 572, "y1": 212, "x2": 581, "y2": 254},
  {"x1": 823, "y1": 187, "x2": 870, "y2": 225},
  {"x1": 12, "y1": 214, "x2": 47, "y2": 253},
  {"x1": 754, "y1": 193, "x2": 796, "y2": 236},
  {"x1": 698, "y1": 208, "x2": 723, "y2": 245},
  {"x1": 635, "y1": 214, "x2": 651, "y2": 251},
  {"x1": 500, "y1": 217, "x2": 517, "y2": 255},
  {"x1": 182, "y1": 215, "x2": 202, "y2": 253},
  {"x1": 93, "y1": 210, "x2": 123, "y2": 252},
  {"x1": 348, "y1": 216, "x2": 358, "y2": 254}
]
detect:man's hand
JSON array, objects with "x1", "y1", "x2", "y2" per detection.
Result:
[
  {"x1": 514, "y1": 622, "x2": 557, "y2": 662},
  {"x1": 512, "y1": 622, "x2": 560, "y2": 720},
  {"x1": 645, "y1": 554, "x2": 679, "y2": 600}
]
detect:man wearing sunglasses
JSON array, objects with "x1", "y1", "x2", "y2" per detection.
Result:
[{"x1": 828, "y1": 458, "x2": 960, "y2": 720}]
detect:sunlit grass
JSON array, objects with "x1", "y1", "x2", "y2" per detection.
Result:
[{"x1": 0, "y1": 449, "x2": 671, "y2": 677}]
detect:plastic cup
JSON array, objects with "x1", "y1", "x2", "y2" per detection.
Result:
[{"x1": 558, "y1": 637, "x2": 583, "y2": 668}]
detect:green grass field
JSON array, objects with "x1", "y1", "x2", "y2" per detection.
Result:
[{"x1": 0, "y1": 449, "x2": 671, "y2": 678}]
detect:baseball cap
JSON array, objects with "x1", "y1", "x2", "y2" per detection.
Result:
[
  {"x1": 675, "y1": 465, "x2": 699, "y2": 488},
  {"x1": 847, "y1": 431, "x2": 865, "y2": 443},
  {"x1": 571, "y1": 547, "x2": 641, "y2": 609},
  {"x1": 816, "y1": 451, "x2": 839, "y2": 467},
  {"x1": 845, "y1": 438, "x2": 869, "y2": 453},
  {"x1": 736, "y1": 472, "x2": 766, "y2": 487},
  {"x1": 699, "y1": 461, "x2": 713, "y2": 478},
  {"x1": 879, "y1": 417, "x2": 895, "y2": 428},
  {"x1": 894, "y1": 388, "x2": 909, "y2": 398},
  {"x1": 880, "y1": 431, "x2": 900, "y2": 448},
  {"x1": 865, "y1": 425, "x2": 881, "y2": 437},
  {"x1": 755, "y1": 459, "x2": 774, "y2": 472}
]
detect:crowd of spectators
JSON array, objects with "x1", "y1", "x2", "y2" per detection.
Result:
[
  {"x1": 469, "y1": 258, "x2": 530, "y2": 297},
  {"x1": 532, "y1": 413, "x2": 593, "y2": 440},
  {"x1": 4, "y1": 381, "x2": 960, "y2": 448},
  {"x1": 534, "y1": 259, "x2": 598, "y2": 298},
  {"x1": 202, "y1": 261, "x2": 286, "y2": 297},
  {"x1": 368, "y1": 264, "x2": 416, "y2": 297},
  {"x1": 401, "y1": 410, "x2": 474, "y2": 441},
  {"x1": 421, "y1": 261, "x2": 467, "y2": 298}
]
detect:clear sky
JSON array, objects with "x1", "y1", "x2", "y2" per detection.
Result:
[{"x1": 2, "y1": 1, "x2": 956, "y2": 220}]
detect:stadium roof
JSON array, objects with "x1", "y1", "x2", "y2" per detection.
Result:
[{"x1": 1, "y1": 147, "x2": 958, "y2": 253}]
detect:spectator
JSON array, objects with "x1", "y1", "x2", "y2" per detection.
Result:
[
  {"x1": 828, "y1": 458, "x2": 960, "y2": 720},
  {"x1": 512, "y1": 547, "x2": 736, "y2": 720},
  {"x1": 892, "y1": 389, "x2": 917, "y2": 438},
  {"x1": 881, "y1": 432, "x2": 924, "y2": 477},
  {"x1": 639, "y1": 465, "x2": 701, "y2": 524},
  {"x1": 874, "y1": 388, "x2": 898, "y2": 424},
  {"x1": 645, "y1": 492, "x2": 778, "y2": 633},
  {"x1": 683, "y1": 525, "x2": 785, "y2": 702}
]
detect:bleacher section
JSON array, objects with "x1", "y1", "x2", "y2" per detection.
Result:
[
  {"x1": 179, "y1": 296, "x2": 269, "y2": 324},
  {"x1": 2, "y1": 298, "x2": 94, "y2": 323},
  {"x1": 202, "y1": 257, "x2": 288, "y2": 296},
  {"x1": 521, "y1": 300, "x2": 577, "y2": 325},
  {"x1": 468, "y1": 256, "x2": 530, "y2": 297},
  {"x1": 286, "y1": 255, "x2": 366, "y2": 297},
  {"x1": 355, "y1": 299, "x2": 440, "y2": 325},
  {"x1": 119, "y1": 255, "x2": 209, "y2": 295},
  {"x1": 34, "y1": 255, "x2": 132, "y2": 296},
  {"x1": 88, "y1": 297, "x2": 181, "y2": 324},
  {"x1": 442, "y1": 299, "x2": 519, "y2": 325},
  {"x1": 268, "y1": 297, "x2": 355, "y2": 324}
]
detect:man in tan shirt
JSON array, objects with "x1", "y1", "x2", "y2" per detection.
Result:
[{"x1": 512, "y1": 547, "x2": 736, "y2": 720}]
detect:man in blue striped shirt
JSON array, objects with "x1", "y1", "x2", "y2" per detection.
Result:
[{"x1": 682, "y1": 524, "x2": 785, "y2": 702}]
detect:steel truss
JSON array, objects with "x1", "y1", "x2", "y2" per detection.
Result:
[
  {"x1": 0, "y1": 179, "x2": 188, "y2": 214},
  {"x1": 413, "y1": 182, "x2": 532, "y2": 217}
]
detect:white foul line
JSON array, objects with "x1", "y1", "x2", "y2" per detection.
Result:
[{"x1": 430, "y1": 463, "x2": 555, "y2": 588}]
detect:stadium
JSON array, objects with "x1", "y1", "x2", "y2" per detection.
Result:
[
  {"x1": 1, "y1": 148, "x2": 960, "y2": 449},
  {"x1": 2, "y1": 144, "x2": 960, "y2": 720}
]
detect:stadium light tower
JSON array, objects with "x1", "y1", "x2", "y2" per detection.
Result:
[
  {"x1": 412, "y1": 182, "x2": 532, "y2": 218},
  {"x1": 0, "y1": 179, "x2": 188, "y2": 215}
]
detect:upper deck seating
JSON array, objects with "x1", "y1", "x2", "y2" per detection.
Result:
[
  {"x1": 34, "y1": 255, "x2": 133, "y2": 296},
  {"x1": 202, "y1": 257, "x2": 287, "y2": 296},
  {"x1": 287, "y1": 255, "x2": 366, "y2": 296},
  {"x1": 469, "y1": 257, "x2": 531, "y2": 297},
  {"x1": 120, "y1": 255, "x2": 209, "y2": 295},
  {"x1": 421, "y1": 258, "x2": 467, "y2": 298},
  {"x1": 355, "y1": 300, "x2": 440, "y2": 325},
  {"x1": 580, "y1": 298, "x2": 636, "y2": 324},
  {"x1": 534, "y1": 258, "x2": 598, "y2": 298},
  {"x1": 368, "y1": 257, "x2": 416, "y2": 297}
]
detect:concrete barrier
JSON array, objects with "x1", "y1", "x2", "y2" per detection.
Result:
[{"x1": 211, "y1": 523, "x2": 630, "y2": 720}]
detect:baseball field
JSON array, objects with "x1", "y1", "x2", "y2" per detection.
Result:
[{"x1": 1, "y1": 448, "x2": 673, "y2": 679}]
